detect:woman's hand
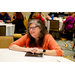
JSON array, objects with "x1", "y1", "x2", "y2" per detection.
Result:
[
  {"x1": 26, "y1": 47, "x2": 43, "y2": 54},
  {"x1": 0, "y1": 20, "x2": 3, "y2": 22},
  {"x1": 26, "y1": 47, "x2": 38, "y2": 53},
  {"x1": 34, "y1": 48, "x2": 43, "y2": 53}
]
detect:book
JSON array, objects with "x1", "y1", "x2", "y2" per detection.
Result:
[{"x1": 25, "y1": 52, "x2": 43, "y2": 57}]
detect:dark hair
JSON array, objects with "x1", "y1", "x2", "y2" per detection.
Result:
[
  {"x1": 27, "y1": 19, "x2": 48, "y2": 47},
  {"x1": 16, "y1": 12, "x2": 24, "y2": 21}
]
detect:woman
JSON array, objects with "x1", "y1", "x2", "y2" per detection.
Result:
[
  {"x1": 9, "y1": 19, "x2": 62, "y2": 56},
  {"x1": 63, "y1": 12, "x2": 75, "y2": 40},
  {"x1": 12, "y1": 12, "x2": 26, "y2": 33}
]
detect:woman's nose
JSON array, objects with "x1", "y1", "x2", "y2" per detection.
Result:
[{"x1": 29, "y1": 28, "x2": 33, "y2": 31}]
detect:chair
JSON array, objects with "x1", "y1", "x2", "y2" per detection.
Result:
[
  {"x1": 25, "y1": 16, "x2": 28, "y2": 20},
  {"x1": 23, "y1": 20, "x2": 28, "y2": 30},
  {"x1": 0, "y1": 36, "x2": 14, "y2": 48},
  {"x1": 64, "y1": 16, "x2": 67, "y2": 19},
  {"x1": 0, "y1": 25, "x2": 6, "y2": 36},
  {"x1": 14, "y1": 33, "x2": 23, "y2": 38},
  {"x1": 49, "y1": 20, "x2": 60, "y2": 39},
  {"x1": 50, "y1": 20, "x2": 59, "y2": 31}
]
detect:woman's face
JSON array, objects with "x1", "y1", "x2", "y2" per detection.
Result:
[{"x1": 29, "y1": 23, "x2": 41, "y2": 40}]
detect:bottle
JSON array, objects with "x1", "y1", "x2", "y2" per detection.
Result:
[{"x1": 52, "y1": 14, "x2": 54, "y2": 20}]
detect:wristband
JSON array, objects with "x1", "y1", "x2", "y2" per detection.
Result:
[{"x1": 43, "y1": 49, "x2": 46, "y2": 53}]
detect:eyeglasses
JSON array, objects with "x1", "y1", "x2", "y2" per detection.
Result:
[{"x1": 28, "y1": 26, "x2": 39, "y2": 30}]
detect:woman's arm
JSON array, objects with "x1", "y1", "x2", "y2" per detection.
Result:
[
  {"x1": 34, "y1": 49, "x2": 57, "y2": 56},
  {"x1": 9, "y1": 45, "x2": 37, "y2": 53},
  {"x1": 9, "y1": 34, "x2": 31, "y2": 52},
  {"x1": 43, "y1": 50, "x2": 57, "y2": 56},
  {"x1": 9, "y1": 45, "x2": 27, "y2": 52},
  {"x1": 9, "y1": 44, "x2": 57, "y2": 56},
  {"x1": 63, "y1": 16, "x2": 70, "y2": 24},
  {"x1": 34, "y1": 34, "x2": 63, "y2": 56}
]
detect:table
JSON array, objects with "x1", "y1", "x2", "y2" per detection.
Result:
[
  {"x1": 45, "y1": 20, "x2": 50, "y2": 33},
  {"x1": 0, "y1": 22, "x2": 15, "y2": 36},
  {"x1": 0, "y1": 49, "x2": 73, "y2": 62}
]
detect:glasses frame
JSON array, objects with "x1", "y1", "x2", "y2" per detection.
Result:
[{"x1": 28, "y1": 26, "x2": 39, "y2": 30}]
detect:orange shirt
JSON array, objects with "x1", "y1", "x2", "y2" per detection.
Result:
[{"x1": 9, "y1": 34, "x2": 63, "y2": 56}]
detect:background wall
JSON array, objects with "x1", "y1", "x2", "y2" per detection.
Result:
[
  {"x1": 7, "y1": 12, "x2": 50, "y2": 19},
  {"x1": 7, "y1": 12, "x2": 68, "y2": 19},
  {"x1": 7, "y1": 12, "x2": 31, "y2": 19}
]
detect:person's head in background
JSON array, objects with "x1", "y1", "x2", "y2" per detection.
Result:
[
  {"x1": 28, "y1": 19, "x2": 48, "y2": 47},
  {"x1": 31, "y1": 12, "x2": 34, "y2": 14},
  {"x1": 13, "y1": 12, "x2": 24, "y2": 21},
  {"x1": 68, "y1": 12, "x2": 75, "y2": 17},
  {"x1": 1, "y1": 12, "x2": 6, "y2": 16},
  {"x1": 32, "y1": 12, "x2": 39, "y2": 18}
]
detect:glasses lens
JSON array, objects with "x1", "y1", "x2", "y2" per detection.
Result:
[{"x1": 28, "y1": 26, "x2": 38, "y2": 30}]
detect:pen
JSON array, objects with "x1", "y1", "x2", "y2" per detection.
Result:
[{"x1": 57, "y1": 60, "x2": 61, "y2": 62}]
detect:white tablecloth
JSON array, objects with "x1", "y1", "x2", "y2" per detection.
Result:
[
  {"x1": 0, "y1": 22, "x2": 15, "y2": 36},
  {"x1": 0, "y1": 49, "x2": 73, "y2": 62}
]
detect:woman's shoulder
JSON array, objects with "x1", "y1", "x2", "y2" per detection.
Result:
[
  {"x1": 65, "y1": 16, "x2": 72, "y2": 21},
  {"x1": 23, "y1": 34, "x2": 30, "y2": 39},
  {"x1": 19, "y1": 34, "x2": 30, "y2": 41},
  {"x1": 45, "y1": 33, "x2": 52, "y2": 36},
  {"x1": 23, "y1": 34, "x2": 28, "y2": 37},
  {"x1": 67, "y1": 16, "x2": 72, "y2": 19},
  {"x1": 44, "y1": 33, "x2": 53, "y2": 38},
  {"x1": 44, "y1": 34, "x2": 55, "y2": 42}
]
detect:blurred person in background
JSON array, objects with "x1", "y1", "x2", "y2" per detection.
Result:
[
  {"x1": 33, "y1": 12, "x2": 46, "y2": 24},
  {"x1": 28, "y1": 12, "x2": 34, "y2": 21},
  {"x1": 0, "y1": 12, "x2": 13, "y2": 23},
  {"x1": 48, "y1": 12, "x2": 58, "y2": 17},
  {"x1": 11, "y1": 12, "x2": 26, "y2": 34},
  {"x1": 62, "y1": 12, "x2": 75, "y2": 40},
  {"x1": 32, "y1": 12, "x2": 47, "y2": 29}
]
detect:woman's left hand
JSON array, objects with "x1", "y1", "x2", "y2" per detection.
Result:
[{"x1": 34, "y1": 48, "x2": 43, "y2": 53}]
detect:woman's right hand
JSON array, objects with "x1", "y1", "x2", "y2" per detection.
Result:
[{"x1": 0, "y1": 20, "x2": 3, "y2": 22}]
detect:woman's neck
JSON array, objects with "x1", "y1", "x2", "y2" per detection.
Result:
[{"x1": 35, "y1": 38, "x2": 39, "y2": 43}]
